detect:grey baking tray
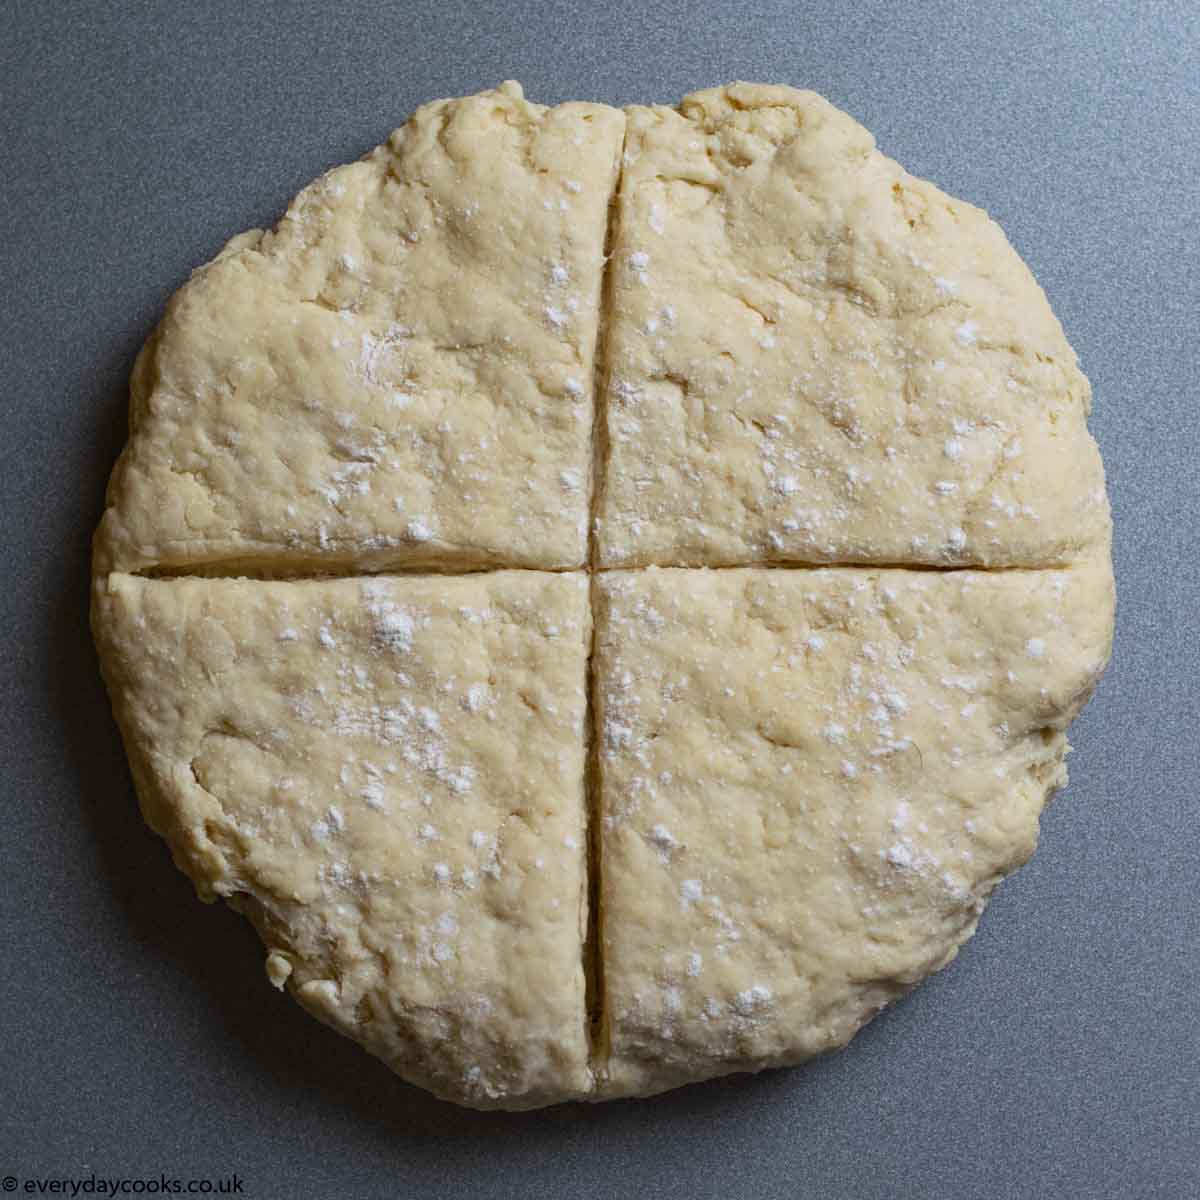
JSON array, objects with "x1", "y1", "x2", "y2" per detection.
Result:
[{"x1": 2, "y1": 2, "x2": 1196, "y2": 1196}]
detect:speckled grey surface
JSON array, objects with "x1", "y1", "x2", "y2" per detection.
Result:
[{"x1": 2, "y1": 1, "x2": 1197, "y2": 1196}]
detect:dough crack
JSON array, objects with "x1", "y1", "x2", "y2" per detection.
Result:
[
  {"x1": 592, "y1": 559, "x2": 1081, "y2": 574},
  {"x1": 136, "y1": 561, "x2": 552, "y2": 580},
  {"x1": 580, "y1": 118, "x2": 627, "y2": 1083},
  {"x1": 131, "y1": 560, "x2": 1080, "y2": 580},
  {"x1": 583, "y1": 573, "x2": 609, "y2": 1080}
]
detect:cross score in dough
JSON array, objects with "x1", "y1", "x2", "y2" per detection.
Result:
[{"x1": 92, "y1": 82, "x2": 1114, "y2": 1110}]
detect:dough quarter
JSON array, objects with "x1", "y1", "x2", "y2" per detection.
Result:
[
  {"x1": 592, "y1": 561, "x2": 1112, "y2": 1098},
  {"x1": 596, "y1": 86, "x2": 1108, "y2": 568},
  {"x1": 94, "y1": 570, "x2": 593, "y2": 1109},
  {"x1": 96, "y1": 84, "x2": 624, "y2": 576}
]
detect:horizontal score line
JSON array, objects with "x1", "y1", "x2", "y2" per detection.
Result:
[{"x1": 117, "y1": 560, "x2": 1077, "y2": 583}]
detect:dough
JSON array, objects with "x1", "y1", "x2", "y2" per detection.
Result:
[
  {"x1": 95, "y1": 83, "x2": 624, "y2": 576},
  {"x1": 93, "y1": 570, "x2": 593, "y2": 1109},
  {"x1": 93, "y1": 82, "x2": 1114, "y2": 1109},
  {"x1": 595, "y1": 86, "x2": 1108, "y2": 568},
  {"x1": 592, "y1": 561, "x2": 1113, "y2": 1098}
]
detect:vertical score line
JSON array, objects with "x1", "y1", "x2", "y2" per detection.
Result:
[{"x1": 580, "y1": 117, "x2": 627, "y2": 1081}]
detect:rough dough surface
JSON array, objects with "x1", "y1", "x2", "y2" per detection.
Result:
[
  {"x1": 94, "y1": 570, "x2": 593, "y2": 1109},
  {"x1": 96, "y1": 83, "x2": 624, "y2": 576},
  {"x1": 592, "y1": 562, "x2": 1113, "y2": 1098},
  {"x1": 92, "y1": 82, "x2": 1115, "y2": 1110},
  {"x1": 596, "y1": 85, "x2": 1109, "y2": 568}
]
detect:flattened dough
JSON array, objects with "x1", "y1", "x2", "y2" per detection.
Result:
[
  {"x1": 96, "y1": 83, "x2": 625, "y2": 575},
  {"x1": 593, "y1": 562, "x2": 1113, "y2": 1097},
  {"x1": 596, "y1": 84, "x2": 1109, "y2": 568},
  {"x1": 92, "y1": 81, "x2": 1116, "y2": 1111},
  {"x1": 93, "y1": 570, "x2": 593, "y2": 1109}
]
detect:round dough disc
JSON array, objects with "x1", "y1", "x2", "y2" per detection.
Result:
[{"x1": 93, "y1": 82, "x2": 1113, "y2": 1109}]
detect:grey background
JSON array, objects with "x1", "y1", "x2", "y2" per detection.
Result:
[{"x1": 2, "y1": 1, "x2": 1196, "y2": 1196}]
